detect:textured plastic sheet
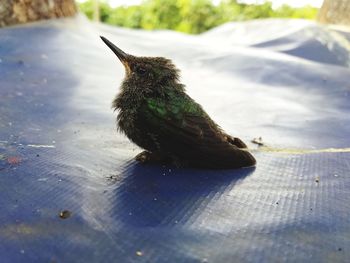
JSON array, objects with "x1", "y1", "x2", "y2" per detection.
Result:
[{"x1": 0, "y1": 16, "x2": 350, "y2": 262}]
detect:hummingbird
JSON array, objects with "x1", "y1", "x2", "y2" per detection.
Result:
[{"x1": 101, "y1": 36, "x2": 256, "y2": 169}]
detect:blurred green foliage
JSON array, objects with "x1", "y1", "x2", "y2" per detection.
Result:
[{"x1": 79, "y1": 0, "x2": 318, "y2": 34}]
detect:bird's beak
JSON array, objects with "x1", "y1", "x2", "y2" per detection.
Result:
[{"x1": 100, "y1": 36, "x2": 131, "y2": 74}]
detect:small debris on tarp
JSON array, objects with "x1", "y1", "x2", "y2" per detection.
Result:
[
  {"x1": 59, "y1": 210, "x2": 71, "y2": 219},
  {"x1": 7, "y1": 156, "x2": 22, "y2": 165},
  {"x1": 315, "y1": 177, "x2": 320, "y2": 183},
  {"x1": 106, "y1": 174, "x2": 122, "y2": 185},
  {"x1": 251, "y1": 137, "x2": 264, "y2": 146},
  {"x1": 136, "y1": 251, "x2": 143, "y2": 256}
]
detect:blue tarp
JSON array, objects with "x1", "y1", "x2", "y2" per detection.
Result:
[{"x1": 0, "y1": 16, "x2": 350, "y2": 262}]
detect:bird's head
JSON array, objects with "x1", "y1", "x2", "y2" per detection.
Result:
[{"x1": 101, "y1": 36, "x2": 180, "y2": 90}]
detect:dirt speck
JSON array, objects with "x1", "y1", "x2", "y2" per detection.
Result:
[
  {"x1": 59, "y1": 210, "x2": 71, "y2": 219},
  {"x1": 7, "y1": 156, "x2": 21, "y2": 165},
  {"x1": 106, "y1": 174, "x2": 121, "y2": 185},
  {"x1": 315, "y1": 177, "x2": 320, "y2": 183},
  {"x1": 251, "y1": 137, "x2": 264, "y2": 146}
]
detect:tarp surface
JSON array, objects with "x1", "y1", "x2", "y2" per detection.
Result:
[{"x1": 1, "y1": 16, "x2": 350, "y2": 262}]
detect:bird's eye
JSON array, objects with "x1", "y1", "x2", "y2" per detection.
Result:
[{"x1": 137, "y1": 67, "x2": 146, "y2": 75}]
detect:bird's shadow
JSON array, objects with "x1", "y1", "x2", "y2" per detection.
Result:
[{"x1": 111, "y1": 161, "x2": 255, "y2": 227}]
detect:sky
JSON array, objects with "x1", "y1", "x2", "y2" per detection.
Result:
[{"x1": 77, "y1": 0, "x2": 324, "y2": 9}]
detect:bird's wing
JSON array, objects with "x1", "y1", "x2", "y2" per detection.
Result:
[{"x1": 138, "y1": 92, "x2": 256, "y2": 168}]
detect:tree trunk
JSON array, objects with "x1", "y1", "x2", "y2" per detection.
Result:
[
  {"x1": 318, "y1": 0, "x2": 350, "y2": 26},
  {"x1": 92, "y1": 0, "x2": 100, "y2": 22},
  {"x1": 0, "y1": 0, "x2": 77, "y2": 27}
]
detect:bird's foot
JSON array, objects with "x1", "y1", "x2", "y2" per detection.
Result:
[
  {"x1": 135, "y1": 151, "x2": 166, "y2": 164},
  {"x1": 135, "y1": 151, "x2": 186, "y2": 167}
]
